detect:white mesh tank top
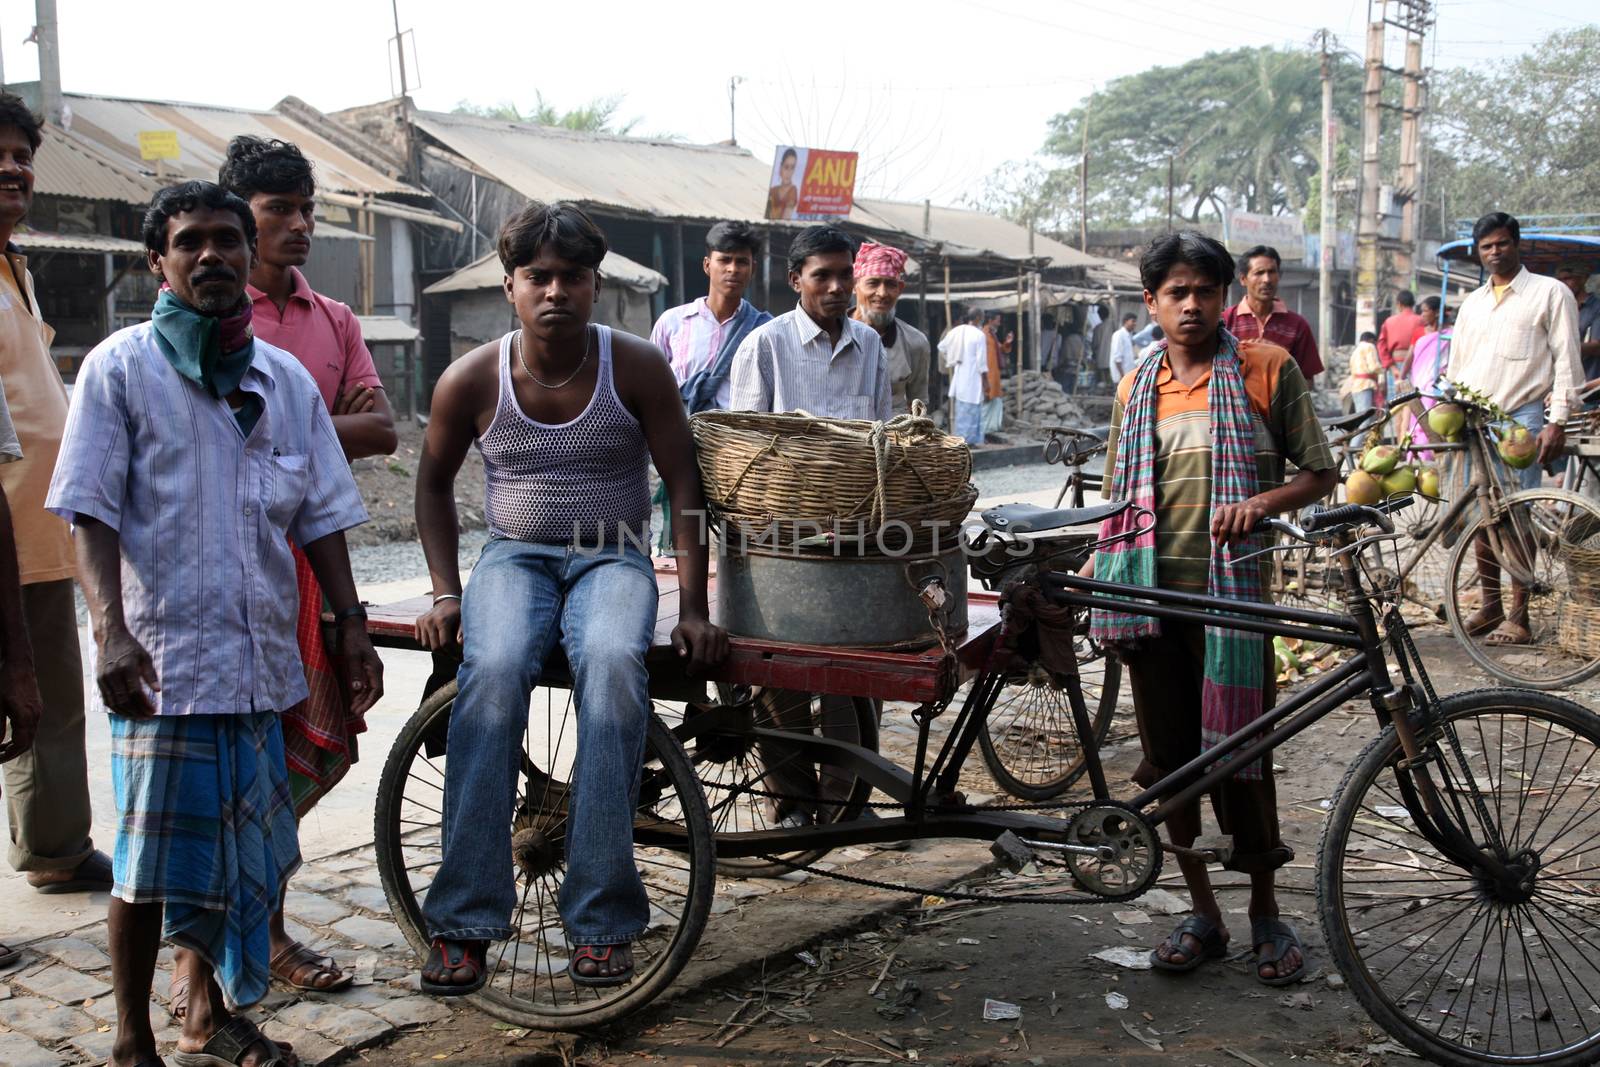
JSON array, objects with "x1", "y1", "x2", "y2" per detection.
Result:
[{"x1": 478, "y1": 325, "x2": 652, "y2": 545}]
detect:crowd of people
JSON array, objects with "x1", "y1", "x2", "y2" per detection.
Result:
[{"x1": 0, "y1": 74, "x2": 1596, "y2": 1065}]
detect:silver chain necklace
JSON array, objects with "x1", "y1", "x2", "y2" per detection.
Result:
[{"x1": 516, "y1": 326, "x2": 592, "y2": 389}]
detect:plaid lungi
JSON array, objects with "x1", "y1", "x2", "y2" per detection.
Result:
[
  {"x1": 110, "y1": 710, "x2": 300, "y2": 1010},
  {"x1": 283, "y1": 543, "x2": 364, "y2": 816}
]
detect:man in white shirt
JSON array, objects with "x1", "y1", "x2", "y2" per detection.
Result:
[
  {"x1": 1109, "y1": 312, "x2": 1138, "y2": 384},
  {"x1": 1448, "y1": 211, "x2": 1581, "y2": 484},
  {"x1": 730, "y1": 225, "x2": 892, "y2": 421},
  {"x1": 1446, "y1": 210, "x2": 1583, "y2": 646},
  {"x1": 939, "y1": 307, "x2": 989, "y2": 444}
]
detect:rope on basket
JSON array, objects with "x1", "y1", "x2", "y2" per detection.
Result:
[{"x1": 796, "y1": 402, "x2": 943, "y2": 528}]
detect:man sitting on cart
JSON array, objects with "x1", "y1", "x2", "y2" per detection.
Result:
[
  {"x1": 1093, "y1": 231, "x2": 1337, "y2": 985},
  {"x1": 411, "y1": 201, "x2": 727, "y2": 993}
]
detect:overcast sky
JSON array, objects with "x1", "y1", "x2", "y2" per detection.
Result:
[{"x1": 1, "y1": 0, "x2": 1591, "y2": 207}]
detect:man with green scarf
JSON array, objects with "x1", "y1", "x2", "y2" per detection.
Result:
[
  {"x1": 1091, "y1": 231, "x2": 1336, "y2": 988},
  {"x1": 48, "y1": 180, "x2": 383, "y2": 1067}
]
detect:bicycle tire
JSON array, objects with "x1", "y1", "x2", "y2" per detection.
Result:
[
  {"x1": 978, "y1": 647, "x2": 1120, "y2": 801},
  {"x1": 1443, "y1": 487, "x2": 1600, "y2": 689},
  {"x1": 373, "y1": 679, "x2": 715, "y2": 1030},
  {"x1": 1318, "y1": 688, "x2": 1600, "y2": 1065}
]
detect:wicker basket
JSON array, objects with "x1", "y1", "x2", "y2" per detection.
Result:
[
  {"x1": 1559, "y1": 511, "x2": 1600, "y2": 605},
  {"x1": 691, "y1": 410, "x2": 975, "y2": 543},
  {"x1": 1558, "y1": 601, "x2": 1600, "y2": 659}
]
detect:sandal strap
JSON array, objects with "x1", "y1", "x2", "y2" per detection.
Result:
[
  {"x1": 199, "y1": 1015, "x2": 268, "y2": 1062},
  {"x1": 1250, "y1": 917, "x2": 1299, "y2": 961},
  {"x1": 430, "y1": 937, "x2": 484, "y2": 975},
  {"x1": 1165, "y1": 914, "x2": 1221, "y2": 948},
  {"x1": 574, "y1": 945, "x2": 614, "y2": 963}
]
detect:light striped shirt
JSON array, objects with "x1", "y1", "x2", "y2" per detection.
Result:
[
  {"x1": 1447, "y1": 266, "x2": 1583, "y2": 422},
  {"x1": 729, "y1": 308, "x2": 892, "y2": 420},
  {"x1": 651, "y1": 297, "x2": 735, "y2": 410},
  {"x1": 46, "y1": 323, "x2": 367, "y2": 716}
]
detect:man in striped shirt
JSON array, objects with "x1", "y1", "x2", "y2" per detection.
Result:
[
  {"x1": 730, "y1": 225, "x2": 891, "y2": 421},
  {"x1": 1101, "y1": 232, "x2": 1336, "y2": 987},
  {"x1": 47, "y1": 181, "x2": 382, "y2": 1067}
]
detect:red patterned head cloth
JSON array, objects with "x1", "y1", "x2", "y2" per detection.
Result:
[{"x1": 855, "y1": 241, "x2": 908, "y2": 281}]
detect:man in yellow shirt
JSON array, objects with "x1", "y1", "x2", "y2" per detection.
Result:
[{"x1": 0, "y1": 96, "x2": 110, "y2": 962}]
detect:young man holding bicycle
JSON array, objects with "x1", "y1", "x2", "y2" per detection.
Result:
[{"x1": 1093, "y1": 231, "x2": 1337, "y2": 986}]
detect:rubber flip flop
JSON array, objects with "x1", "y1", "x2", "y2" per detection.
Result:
[
  {"x1": 419, "y1": 937, "x2": 488, "y2": 997},
  {"x1": 569, "y1": 944, "x2": 634, "y2": 987},
  {"x1": 1252, "y1": 916, "x2": 1309, "y2": 986},
  {"x1": 1150, "y1": 915, "x2": 1228, "y2": 973}
]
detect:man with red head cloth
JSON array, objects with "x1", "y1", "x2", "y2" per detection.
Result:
[{"x1": 851, "y1": 241, "x2": 929, "y2": 414}]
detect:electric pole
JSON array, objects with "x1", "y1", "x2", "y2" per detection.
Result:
[
  {"x1": 1079, "y1": 93, "x2": 1091, "y2": 252},
  {"x1": 1356, "y1": 12, "x2": 1384, "y2": 338},
  {"x1": 1355, "y1": 1, "x2": 1432, "y2": 338},
  {"x1": 728, "y1": 76, "x2": 744, "y2": 144},
  {"x1": 390, "y1": 0, "x2": 408, "y2": 97},
  {"x1": 1318, "y1": 30, "x2": 1336, "y2": 349},
  {"x1": 1396, "y1": 31, "x2": 1425, "y2": 286}
]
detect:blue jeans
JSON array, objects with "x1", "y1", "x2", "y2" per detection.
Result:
[
  {"x1": 1350, "y1": 388, "x2": 1375, "y2": 414},
  {"x1": 423, "y1": 538, "x2": 659, "y2": 946}
]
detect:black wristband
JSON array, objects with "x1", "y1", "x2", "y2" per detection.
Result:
[{"x1": 333, "y1": 604, "x2": 368, "y2": 625}]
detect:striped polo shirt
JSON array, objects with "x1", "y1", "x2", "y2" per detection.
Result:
[{"x1": 1103, "y1": 340, "x2": 1335, "y2": 593}]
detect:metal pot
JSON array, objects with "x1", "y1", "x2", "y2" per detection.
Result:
[{"x1": 714, "y1": 534, "x2": 969, "y2": 650}]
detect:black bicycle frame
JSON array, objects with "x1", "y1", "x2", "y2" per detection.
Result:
[{"x1": 673, "y1": 544, "x2": 1510, "y2": 879}]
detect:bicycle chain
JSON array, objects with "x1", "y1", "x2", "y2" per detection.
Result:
[
  {"x1": 752, "y1": 830, "x2": 1130, "y2": 908},
  {"x1": 697, "y1": 775, "x2": 1094, "y2": 813}
]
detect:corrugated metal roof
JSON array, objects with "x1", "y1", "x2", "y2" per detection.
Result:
[
  {"x1": 850, "y1": 198, "x2": 1102, "y2": 270},
  {"x1": 356, "y1": 315, "x2": 421, "y2": 344},
  {"x1": 425, "y1": 249, "x2": 665, "y2": 296},
  {"x1": 12, "y1": 227, "x2": 145, "y2": 254},
  {"x1": 34, "y1": 124, "x2": 162, "y2": 204},
  {"x1": 411, "y1": 111, "x2": 1120, "y2": 274},
  {"x1": 60, "y1": 92, "x2": 421, "y2": 198},
  {"x1": 413, "y1": 111, "x2": 777, "y2": 223}
]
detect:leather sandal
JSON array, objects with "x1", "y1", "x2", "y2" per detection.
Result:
[
  {"x1": 170, "y1": 1015, "x2": 292, "y2": 1067},
  {"x1": 270, "y1": 941, "x2": 353, "y2": 993},
  {"x1": 1150, "y1": 914, "x2": 1229, "y2": 973}
]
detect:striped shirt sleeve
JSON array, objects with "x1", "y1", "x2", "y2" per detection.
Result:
[
  {"x1": 1101, "y1": 395, "x2": 1126, "y2": 500},
  {"x1": 45, "y1": 347, "x2": 130, "y2": 529},
  {"x1": 1272, "y1": 358, "x2": 1337, "y2": 473}
]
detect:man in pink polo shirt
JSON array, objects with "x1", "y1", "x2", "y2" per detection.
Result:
[{"x1": 157, "y1": 136, "x2": 397, "y2": 1011}]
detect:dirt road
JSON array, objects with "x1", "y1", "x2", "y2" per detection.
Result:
[{"x1": 355, "y1": 627, "x2": 1596, "y2": 1066}]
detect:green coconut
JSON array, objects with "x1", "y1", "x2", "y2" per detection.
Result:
[
  {"x1": 1346, "y1": 470, "x2": 1382, "y2": 505},
  {"x1": 1360, "y1": 445, "x2": 1400, "y2": 476},
  {"x1": 1498, "y1": 425, "x2": 1538, "y2": 470}
]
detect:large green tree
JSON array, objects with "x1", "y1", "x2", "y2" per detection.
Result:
[
  {"x1": 1427, "y1": 26, "x2": 1600, "y2": 227},
  {"x1": 976, "y1": 46, "x2": 1364, "y2": 231}
]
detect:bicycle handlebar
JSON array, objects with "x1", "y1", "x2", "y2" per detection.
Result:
[{"x1": 1255, "y1": 496, "x2": 1415, "y2": 542}]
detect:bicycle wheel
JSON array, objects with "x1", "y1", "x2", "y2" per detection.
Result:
[
  {"x1": 1444, "y1": 488, "x2": 1600, "y2": 689},
  {"x1": 662, "y1": 689, "x2": 878, "y2": 878},
  {"x1": 373, "y1": 680, "x2": 715, "y2": 1030},
  {"x1": 1319, "y1": 688, "x2": 1600, "y2": 1065},
  {"x1": 979, "y1": 640, "x2": 1120, "y2": 801}
]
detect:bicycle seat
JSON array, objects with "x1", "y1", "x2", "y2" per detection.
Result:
[
  {"x1": 1321, "y1": 409, "x2": 1377, "y2": 434},
  {"x1": 981, "y1": 499, "x2": 1128, "y2": 533}
]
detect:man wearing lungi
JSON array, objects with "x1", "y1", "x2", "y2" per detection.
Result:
[
  {"x1": 161, "y1": 135, "x2": 395, "y2": 1006},
  {"x1": 48, "y1": 180, "x2": 383, "y2": 1067}
]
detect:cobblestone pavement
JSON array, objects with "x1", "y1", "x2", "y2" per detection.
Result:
[{"x1": 0, "y1": 690, "x2": 1011, "y2": 1067}]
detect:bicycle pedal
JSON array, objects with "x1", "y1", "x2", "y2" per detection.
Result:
[
  {"x1": 990, "y1": 830, "x2": 1035, "y2": 874},
  {"x1": 1162, "y1": 833, "x2": 1234, "y2": 865}
]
